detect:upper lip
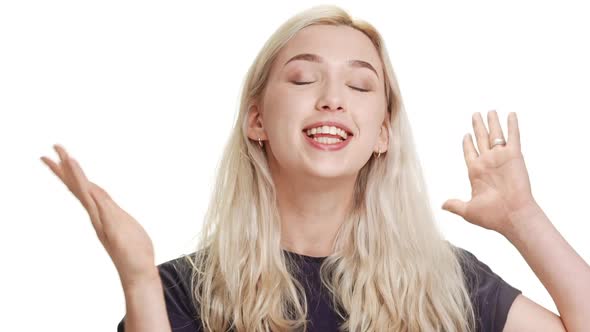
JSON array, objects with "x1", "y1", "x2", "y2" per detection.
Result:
[{"x1": 302, "y1": 121, "x2": 354, "y2": 136}]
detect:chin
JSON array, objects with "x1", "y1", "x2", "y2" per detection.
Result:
[{"x1": 303, "y1": 163, "x2": 358, "y2": 180}]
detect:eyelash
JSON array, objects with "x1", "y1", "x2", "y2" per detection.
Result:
[{"x1": 291, "y1": 81, "x2": 370, "y2": 93}]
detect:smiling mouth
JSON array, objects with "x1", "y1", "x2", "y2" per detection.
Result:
[
  {"x1": 301, "y1": 130, "x2": 353, "y2": 152},
  {"x1": 303, "y1": 131, "x2": 347, "y2": 144}
]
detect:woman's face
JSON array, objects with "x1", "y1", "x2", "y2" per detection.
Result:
[{"x1": 249, "y1": 24, "x2": 389, "y2": 180}]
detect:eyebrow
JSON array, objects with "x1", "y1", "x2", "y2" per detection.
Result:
[{"x1": 282, "y1": 53, "x2": 380, "y2": 79}]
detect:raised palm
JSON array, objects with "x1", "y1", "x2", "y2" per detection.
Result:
[
  {"x1": 442, "y1": 111, "x2": 537, "y2": 235},
  {"x1": 41, "y1": 144, "x2": 157, "y2": 286}
]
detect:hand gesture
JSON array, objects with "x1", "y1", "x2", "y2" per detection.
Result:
[
  {"x1": 441, "y1": 111, "x2": 539, "y2": 235},
  {"x1": 41, "y1": 144, "x2": 158, "y2": 287}
]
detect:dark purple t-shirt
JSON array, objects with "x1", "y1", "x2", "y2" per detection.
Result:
[{"x1": 117, "y1": 247, "x2": 521, "y2": 332}]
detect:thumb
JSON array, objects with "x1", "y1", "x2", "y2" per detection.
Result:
[{"x1": 441, "y1": 199, "x2": 467, "y2": 217}]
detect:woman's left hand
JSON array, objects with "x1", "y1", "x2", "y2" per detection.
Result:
[{"x1": 441, "y1": 110, "x2": 539, "y2": 235}]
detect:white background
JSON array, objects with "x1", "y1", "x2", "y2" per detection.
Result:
[{"x1": 1, "y1": 1, "x2": 588, "y2": 331}]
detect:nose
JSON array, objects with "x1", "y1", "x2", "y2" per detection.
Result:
[{"x1": 315, "y1": 79, "x2": 346, "y2": 112}]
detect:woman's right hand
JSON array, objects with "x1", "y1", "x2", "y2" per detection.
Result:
[{"x1": 41, "y1": 144, "x2": 158, "y2": 287}]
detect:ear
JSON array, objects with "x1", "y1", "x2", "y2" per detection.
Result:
[
  {"x1": 374, "y1": 116, "x2": 389, "y2": 153},
  {"x1": 246, "y1": 101, "x2": 267, "y2": 142}
]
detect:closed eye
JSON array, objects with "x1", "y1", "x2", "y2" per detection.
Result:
[
  {"x1": 349, "y1": 86, "x2": 370, "y2": 92},
  {"x1": 292, "y1": 81, "x2": 314, "y2": 86},
  {"x1": 291, "y1": 81, "x2": 370, "y2": 92}
]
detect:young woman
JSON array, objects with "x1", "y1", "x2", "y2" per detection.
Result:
[{"x1": 41, "y1": 5, "x2": 587, "y2": 332}]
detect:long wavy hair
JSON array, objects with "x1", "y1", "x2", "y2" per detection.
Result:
[{"x1": 183, "y1": 5, "x2": 477, "y2": 332}]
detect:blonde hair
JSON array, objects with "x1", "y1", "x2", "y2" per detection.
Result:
[{"x1": 185, "y1": 5, "x2": 476, "y2": 331}]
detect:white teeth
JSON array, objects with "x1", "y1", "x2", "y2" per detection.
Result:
[
  {"x1": 305, "y1": 125, "x2": 348, "y2": 140},
  {"x1": 312, "y1": 136, "x2": 342, "y2": 144}
]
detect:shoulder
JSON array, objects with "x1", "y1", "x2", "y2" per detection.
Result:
[
  {"x1": 452, "y1": 245, "x2": 522, "y2": 332},
  {"x1": 117, "y1": 252, "x2": 202, "y2": 332},
  {"x1": 157, "y1": 253, "x2": 195, "y2": 290},
  {"x1": 156, "y1": 252, "x2": 200, "y2": 315}
]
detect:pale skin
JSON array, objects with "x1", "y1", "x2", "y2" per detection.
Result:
[
  {"x1": 247, "y1": 25, "x2": 389, "y2": 258},
  {"x1": 40, "y1": 146, "x2": 171, "y2": 332},
  {"x1": 440, "y1": 111, "x2": 590, "y2": 331},
  {"x1": 41, "y1": 25, "x2": 588, "y2": 331},
  {"x1": 247, "y1": 25, "x2": 588, "y2": 330}
]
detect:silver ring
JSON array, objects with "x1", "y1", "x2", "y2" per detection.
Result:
[{"x1": 491, "y1": 138, "x2": 506, "y2": 147}]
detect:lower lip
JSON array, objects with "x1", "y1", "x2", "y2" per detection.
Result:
[{"x1": 303, "y1": 132, "x2": 352, "y2": 151}]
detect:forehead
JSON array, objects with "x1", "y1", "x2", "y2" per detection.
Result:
[{"x1": 273, "y1": 25, "x2": 383, "y2": 78}]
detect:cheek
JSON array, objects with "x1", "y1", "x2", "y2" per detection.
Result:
[
  {"x1": 264, "y1": 86, "x2": 313, "y2": 122},
  {"x1": 277, "y1": 86, "x2": 314, "y2": 107},
  {"x1": 261, "y1": 101, "x2": 301, "y2": 145},
  {"x1": 264, "y1": 85, "x2": 303, "y2": 111},
  {"x1": 352, "y1": 103, "x2": 387, "y2": 143},
  {"x1": 351, "y1": 98, "x2": 385, "y2": 123}
]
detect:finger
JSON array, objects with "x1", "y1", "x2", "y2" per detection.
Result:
[
  {"x1": 441, "y1": 198, "x2": 467, "y2": 218},
  {"x1": 487, "y1": 110, "x2": 506, "y2": 149},
  {"x1": 65, "y1": 157, "x2": 102, "y2": 232},
  {"x1": 507, "y1": 112, "x2": 521, "y2": 150},
  {"x1": 462, "y1": 133, "x2": 478, "y2": 167},
  {"x1": 67, "y1": 157, "x2": 98, "y2": 213},
  {"x1": 88, "y1": 183, "x2": 119, "y2": 229},
  {"x1": 472, "y1": 112, "x2": 490, "y2": 154},
  {"x1": 42, "y1": 146, "x2": 77, "y2": 193},
  {"x1": 53, "y1": 144, "x2": 77, "y2": 189},
  {"x1": 40, "y1": 156, "x2": 65, "y2": 182},
  {"x1": 47, "y1": 145, "x2": 103, "y2": 234},
  {"x1": 54, "y1": 144, "x2": 70, "y2": 162}
]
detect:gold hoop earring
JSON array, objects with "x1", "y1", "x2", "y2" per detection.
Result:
[{"x1": 374, "y1": 149, "x2": 381, "y2": 159}]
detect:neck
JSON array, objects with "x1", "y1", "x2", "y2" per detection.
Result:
[{"x1": 273, "y1": 167, "x2": 357, "y2": 258}]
